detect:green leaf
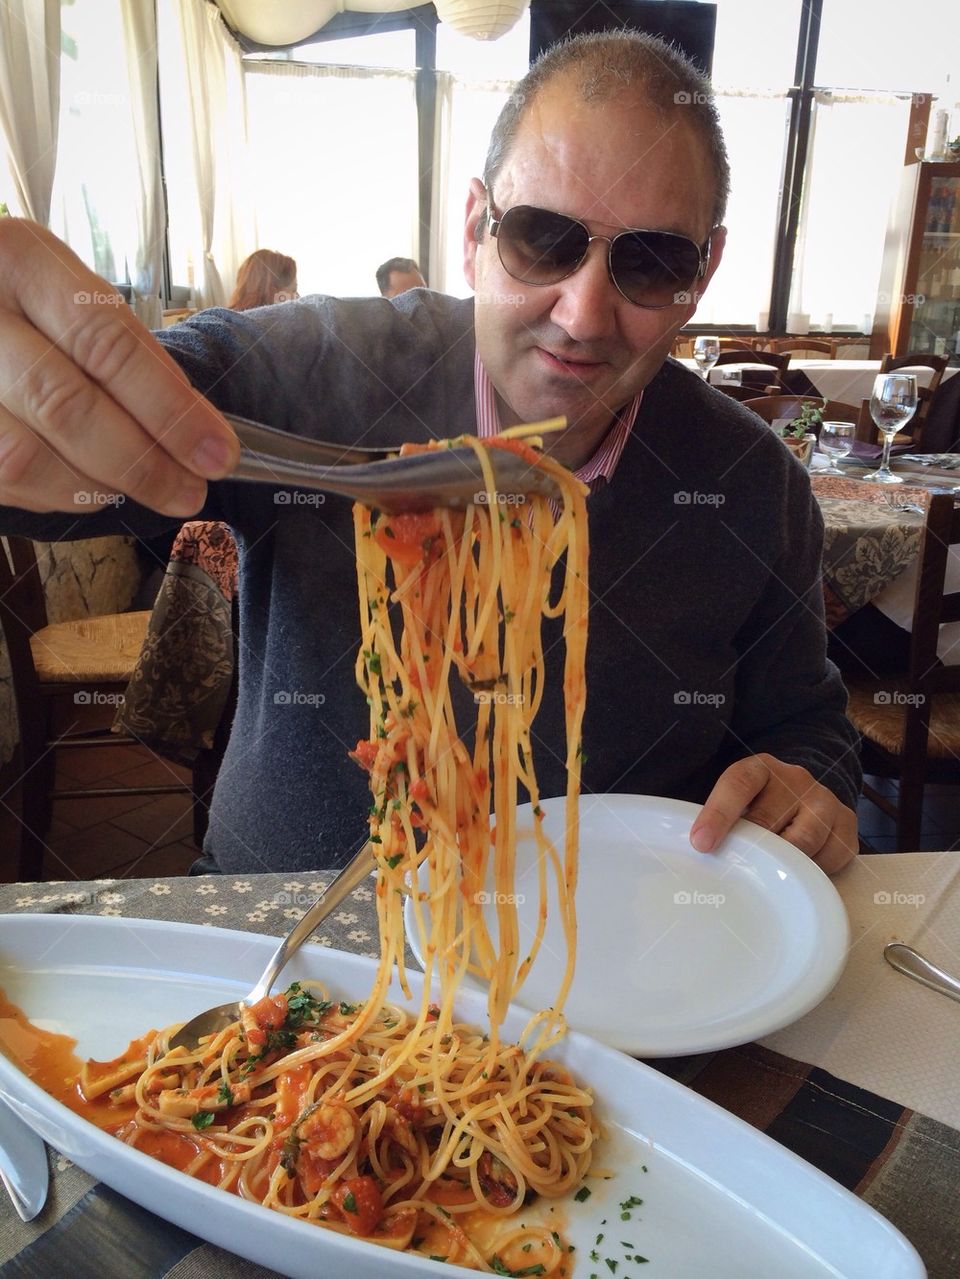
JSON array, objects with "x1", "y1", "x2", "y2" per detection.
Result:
[{"x1": 192, "y1": 1111, "x2": 215, "y2": 1130}]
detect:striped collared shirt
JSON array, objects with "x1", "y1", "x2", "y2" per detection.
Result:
[{"x1": 473, "y1": 350, "x2": 641, "y2": 485}]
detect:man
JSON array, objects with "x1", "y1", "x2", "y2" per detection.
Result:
[
  {"x1": 376, "y1": 257, "x2": 426, "y2": 298},
  {"x1": 0, "y1": 31, "x2": 860, "y2": 876}
]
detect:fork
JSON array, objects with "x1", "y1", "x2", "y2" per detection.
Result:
[{"x1": 222, "y1": 414, "x2": 561, "y2": 511}]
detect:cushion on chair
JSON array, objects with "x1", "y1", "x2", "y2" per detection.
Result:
[
  {"x1": 845, "y1": 683, "x2": 960, "y2": 756},
  {"x1": 29, "y1": 611, "x2": 151, "y2": 683}
]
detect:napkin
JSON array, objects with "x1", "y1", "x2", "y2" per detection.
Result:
[{"x1": 761, "y1": 852, "x2": 960, "y2": 1132}]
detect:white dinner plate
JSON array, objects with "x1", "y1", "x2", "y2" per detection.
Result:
[
  {"x1": 405, "y1": 794, "x2": 849, "y2": 1055},
  {"x1": 0, "y1": 915, "x2": 922, "y2": 1279}
]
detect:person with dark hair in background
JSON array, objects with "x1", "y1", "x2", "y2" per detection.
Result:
[
  {"x1": 0, "y1": 30, "x2": 861, "y2": 877},
  {"x1": 376, "y1": 257, "x2": 426, "y2": 298},
  {"x1": 227, "y1": 249, "x2": 298, "y2": 310}
]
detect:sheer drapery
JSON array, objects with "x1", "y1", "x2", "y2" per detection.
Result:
[
  {"x1": 173, "y1": 0, "x2": 248, "y2": 307},
  {"x1": 788, "y1": 91, "x2": 913, "y2": 330},
  {"x1": 243, "y1": 61, "x2": 419, "y2": 297},
  {"x1": 120, "y1": 0, "x2": 164, "y2": 327},
  {"x1": 0, "y1": 0, "x2": 59, "y2": 225},
  {"x1": 431, "y1": 72, "x2": 514, "y2": 296}
]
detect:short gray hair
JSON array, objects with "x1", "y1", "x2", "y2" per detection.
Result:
[{"x1": 482, "y1": 29, "x2": 730, "y2": 230}]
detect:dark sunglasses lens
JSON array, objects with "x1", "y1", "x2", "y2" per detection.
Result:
[
  {"x1": 611, "y1": 231, "x2": 702, "y2": 306},
  {"x1": 497, "y1": 206, "x2": 588, "y2": 284}
]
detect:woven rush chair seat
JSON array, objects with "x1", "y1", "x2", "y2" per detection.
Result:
[
  {"x1": 29, "y1": 610, "x2": 151, "y2": 683},
  {"x1": 846, "y1": 686, "x2": 960, "y2": 756}
]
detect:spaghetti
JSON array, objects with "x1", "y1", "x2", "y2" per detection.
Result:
[{"x1": 68, "y1": 434, "x2": 593, "y2": 1272}]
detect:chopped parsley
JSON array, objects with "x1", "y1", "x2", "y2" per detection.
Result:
[
  {"x1": 386, "y1": 853, "x2": 403, "y2": 869},
  {"x1": 339, "y1": 1001, "x2": 359, "y2": 1015},
  {"x1": 192, "y1": 1111, "x2": 215, "y2": 1130},
  {"x1": 574, "y1": 1184, "x2": 592, "y2": 1202},
  {"x1": 216, "y1": 1081, "x2": 234, "y2": 1107},
  {"x1": 342, "y1": 1191, "x2": 357, "y2": 1213}
]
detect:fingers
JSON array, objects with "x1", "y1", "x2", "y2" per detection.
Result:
[
  {"x1": 0, "y1": 219, "x2": 239, "y2": 515},
  {"x1": 691, "y1": 753, "x2": 859, "y2": 875}
]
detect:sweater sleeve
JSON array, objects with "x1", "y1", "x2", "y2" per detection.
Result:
[{"x1": 724, "y1": 465, "x2": 862, "y2": 811}]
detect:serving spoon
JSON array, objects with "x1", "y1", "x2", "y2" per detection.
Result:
[
  {"x1": 223, "y1": 413, "x2": 562, "y2": 511},
  {"x1": 169, "y1": 842, "x2": 376, "y2": 1051}
]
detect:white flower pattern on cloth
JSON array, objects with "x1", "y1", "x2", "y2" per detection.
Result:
[
  {"x1": 351, "y1": 885, "x2": 373, "y2": 902},
  {"x1": 231, "y1": 881, "x2": 253, "y2": 893},
  {"x1": 195, "y1": 883, "x2": 218, "y2": 895},
  {"x1": 347, "y1": 929, "x2": 371, "y2": 944},
  {"x1": 149, "y1": 883, "x2": 171, "y2": 895},
  {"x1": 205, "y1": 904, "x2": 228, "y2": 916},
  {"x1": 335, "y1": 912, "x2": 358, "y2": 925},
  {"x1": 246, "y1": 911, "x2": 268, "y2": 923},
  {"x1": 99, "y1": 907, "x2": 121, "y2": 917},
  {"x1": 97, "y1": 892, "x2": 125, "y2": 906}
]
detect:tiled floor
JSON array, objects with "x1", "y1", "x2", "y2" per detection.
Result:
[
  {"x1": 1, "y1": 742, "x2": 958, "y2": 884},
  {"x1": 0, "y1": 741, "x2": 199, "y2": 885}
]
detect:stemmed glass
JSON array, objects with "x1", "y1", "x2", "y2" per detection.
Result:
[
  {"x1": 818, "y1": 421, "x2": 855, "y2": 475},
  {"x1": 693, "y1": 335, "x2": 720, "y2": 381},
  {"x1": 862, "y1": 373, "x2": 918, "y2": 485}
]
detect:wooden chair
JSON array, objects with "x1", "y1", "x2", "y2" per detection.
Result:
[
  {"x1": 713, "y1": 348, "x2": 791, "y2": 391},
  {"x1": 880, "y1": 352, "x2": 949, "y2": 397},
  {"x1": 716, "y1": 383, "x2": 780, "y2": 402},
  {"x1": 0, "y1": 537, "x2": 191, "y2": 881},
  {"x1": 741, "y1": 393, "x2": 828, "y2": 424},
  {"x1": 842, "y1": 492, "x2": 960, "y2": 850},
  {"x1": 853, "y1": 388, "x2": 934, "y2": 450},
  {"x1": 717, "y1": 337, "x2": 763, "y2": 353},
  {"x1": 766, "y1": 338, "x2": 838, "y2": 359}
]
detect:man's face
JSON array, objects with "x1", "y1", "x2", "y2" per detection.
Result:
[
  {"x1": 384, "y1": 268, "x2": 426, "y2": 298},
  {"x1": 464, "y1": 82, "x2": 725, "y2": 464}
]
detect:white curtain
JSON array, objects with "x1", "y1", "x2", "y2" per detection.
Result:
[
  {"x1": 120, "y1": 0, "x2": 164, "y2": 327},
  {"x1": 243, "y1": 61, "x2": 419, "y2": 297},
  {"x1": 172, "y1": 0, "x2": 249, "y2": 307},
  {"x1": 789, "y1": 90, "x2": 914, "y2": 330},
  {"x1": 0, "y1": 0, "x2": 59, "y2": 225},
  {"x1": 431, "y1": 71, "x2": 514, "y2": 296}
]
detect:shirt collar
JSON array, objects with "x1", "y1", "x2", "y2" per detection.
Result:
[{"x1": 473, "y1": 351, "x2": 640, "y2": 484}]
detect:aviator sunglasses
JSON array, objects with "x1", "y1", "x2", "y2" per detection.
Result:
[{"x1": 484, "y1": 202, "x2": 712, "y2": 309}]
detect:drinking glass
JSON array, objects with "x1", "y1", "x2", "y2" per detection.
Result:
[
  {"x1": 862, "y1": 373, "x2": 918, "y2": 485},
  {"x1": 693, "y1": 336, "x2": 720, "y2": 381},
  {"x1": 818, "y1": 421, "x2": 855, "y2": 475}
]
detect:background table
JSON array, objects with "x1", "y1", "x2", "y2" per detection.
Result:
[
  {"x1": 1, "y1": 855, "x2": 959, "y2": 1277},
  {"x1": 676, "y1": 358, "x2": 959, "y2": 404}
]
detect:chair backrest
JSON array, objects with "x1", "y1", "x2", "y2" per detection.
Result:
[
  {"x1": 741, "y1": 394, "x2": 824, "y2": 426},
  {"x1": 0, "y1": 537, "x2": 47, "y2": 724},
  {"x1": 910, "y1": 494, "x2": 960, "y2": 694},
  {"x1": 716, "y1": 383, "x2": 780, "y2": 402},
  {"x1": 717, "y1": 337, "x2": 762, "y2": 352},
  {"x1": 880, "y1": 352, "x2": 949, "y2": 397},
  {"x1": 819, "y1": 399, "x2": 860, "y2": 424},
  {"x1": 714, "y1": 349, "x2": 791, "y2": 371},
  {"x1": 767, "y1": 338, "x2": 837, "y2": 359}
]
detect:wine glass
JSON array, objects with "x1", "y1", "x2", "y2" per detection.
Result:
[
  {"x1": 693, "y1": 335, "x2": 720, "y2": 381},
  {"x1": 818, "y1": 421, "x2": 855, "y2": 475},
  {"x1": 862, "y1": 373, "x2": 918, "y2": 485}
]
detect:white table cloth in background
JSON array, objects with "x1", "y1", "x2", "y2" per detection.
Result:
[{"x1": 676, "y1": 357, "x2": 959, "y2": 405}]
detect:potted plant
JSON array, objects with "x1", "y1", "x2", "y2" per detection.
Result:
[{"x1": 779, "y1": 401, "x2": 821, "y2": 468}]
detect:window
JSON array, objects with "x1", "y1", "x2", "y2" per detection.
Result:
[{"x1": 50, "y1": 0, "x2": 140, "y2": 282}]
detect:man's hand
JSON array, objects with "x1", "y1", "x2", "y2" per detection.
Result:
[
  {"x1": 689, "y1": 753, "x2": 858, "y2": 875},
  {"x1": 0, "y1": 219, "x2": 238, "y2": 516}
]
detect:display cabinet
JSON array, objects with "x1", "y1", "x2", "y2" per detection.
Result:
[{"x1": 872, "y1": 159, "x2": 960, "y2": 364}]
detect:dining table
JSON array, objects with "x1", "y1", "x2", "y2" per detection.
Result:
[
  {"x1": 677, "y1": 357, "x2": 959, "y2": 405},
  {"x1": 0, "y1": 852, "x2": 959, "y2": 1278}
]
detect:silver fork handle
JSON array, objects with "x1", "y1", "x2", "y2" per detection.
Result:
[{"x1": 245, "y1": 843, "x2": 377, "y2": 1005}]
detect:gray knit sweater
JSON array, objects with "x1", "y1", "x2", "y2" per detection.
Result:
[{"x1": 2, "y1": 291, "x2": 861, "y2": 872}]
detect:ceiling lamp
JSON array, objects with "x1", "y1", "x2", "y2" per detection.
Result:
[
  {"x1": 433, "y1": 0, "x2": 529, "y2": 40},
  {"x1": 216, "y1": 1, "x2": 411, "y2": 48}
]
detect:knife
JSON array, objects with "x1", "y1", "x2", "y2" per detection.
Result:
[
  {"x1": 0, "y1": 1096, "x2": 49, "y2": 1222},
  {"x1": 884, "y1": 942, "x2": 960, "y2": 1005}
]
